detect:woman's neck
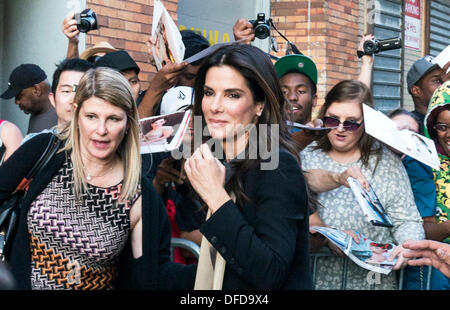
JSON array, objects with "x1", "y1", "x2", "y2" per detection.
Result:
[
  {"x1": 81, "y1": 152, "x2": 119, "y2": 175},
  {"x1": 222, "y1": 132, "x2": 249, "y2": 161},
  {"x1": 328, "y1": 147, "x2": 361, "y2": 165}
]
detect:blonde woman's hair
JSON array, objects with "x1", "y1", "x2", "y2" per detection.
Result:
[{"x1": 59, "y1": 67, "x2": 141, "y2": 202}]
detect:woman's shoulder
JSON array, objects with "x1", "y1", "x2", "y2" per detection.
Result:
[
  {"x1": 299, "y1": 141, "x2": 323, "y2": 158},
  {"x1": 250, "y1": 148, "x2": 304, "y2": 184},
  {"x1": 377, "y1": 144, "x2": 404, "y2": 166}
]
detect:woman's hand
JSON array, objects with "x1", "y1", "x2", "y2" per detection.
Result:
[
  {"x1": 152, "y1": 157, "x2": 185, "y2": 195},
  {"x1": 389, "y1": 244, "x2": 412, "y2": 270},
  {"x1": 184, "y1": 144, "x2": 230, "y2": 213},
  {"x1": 402, "y1": 240, "x2": 450, "y2": 277},
  {"x1": 336, "y1": 166, "x2": 370, "y2": 191},
  {"x1": 358, "y1": 34, "x2": 375, "y2": 65}
]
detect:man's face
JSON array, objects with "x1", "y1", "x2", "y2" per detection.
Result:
[
  {"x1": 414, "y1": 68, "x2": 443, "y2": 112},
  {"x1": 15, "y1": 86, "x2": 38, "y2": 115},
  {"x1": 50, "y1": 70, "x2": 85, "y2": 126},
  {"x1": 176, "y1": 64, "x2": 200, "y2": 88},
  {"x1": 122, "y1": 69, "x2": 141, "y2": 101},
  {"x1": 280, "y1": 72, "x2": 316, "y2": 124}
]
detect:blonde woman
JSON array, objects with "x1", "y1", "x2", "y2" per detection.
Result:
[{"x1": 0, "y1": 67, "x2": 195, "y2": 290}]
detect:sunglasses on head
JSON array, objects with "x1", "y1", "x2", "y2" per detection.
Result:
[{"x1": 323, "y1": 116, "x2": 363, "y2": 132}]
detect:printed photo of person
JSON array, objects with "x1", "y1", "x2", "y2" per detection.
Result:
[
  {"x1": 141, "y1": 117, "x2": 174, "y2": 146},
  {"x1": 410, "y1": 133, "x2": 433, "y2": 155},
  {"x1": 139, "y1": 111, "x2": 187, "y2": 151},
  {"x1": 359, "y1": 184, "x2": 393, "y2": 227},
  {"x1": 365, "y1": 243, "x2": 394, "y2": 266}
]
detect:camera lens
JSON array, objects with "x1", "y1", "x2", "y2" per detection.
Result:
[
  {"x1": 254, "y1": 24, "x2": 270, "y2": 40},
  {"x1": 363, "y1": 40, "x2": 376, "y2": 54},
  {"x1": 77, "y1": 20, "x2": 91, "y2": 33}
]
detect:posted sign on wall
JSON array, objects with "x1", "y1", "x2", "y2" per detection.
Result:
[{"x1": 404, "y1": 0, "x2": 421, "y2": 50}]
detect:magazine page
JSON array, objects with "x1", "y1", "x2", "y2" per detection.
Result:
[
  {"x1": 151, "y1": 0, "x2": 185, "y2": 70},
  {"x1": 139, "y1": 110, "x2": 191, "y2": 154},
  {"x1": 285, "y1": 120, "x2": 333, "y2": 131},
  {"x1": 363, "y1": 104, "x2": 440, "y2": 170},
  {"x1": 310, "y1": 226, "x2": 397, "y2": 275},
  {"x1": 434, "y1": 44, "x2": 450, "y2": 74},
  {"x1": 347, "y1": 177, "x2": 393, "y2": 228}
]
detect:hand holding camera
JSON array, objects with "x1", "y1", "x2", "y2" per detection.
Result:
[
  {"x1": 74, "y1": 9, "x2": 98, "y2": 33},
  {"x1": 233, "y1": 18, "x2": 256, "y2": 43},
  {"x1": 62, "y1": 12, "x2": 80, "y2": 44},
  {"x1": 249, "y1": 13, "x2": 271, "y2": 40}
]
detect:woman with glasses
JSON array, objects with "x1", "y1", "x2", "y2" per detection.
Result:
[
  {"x1": 301, "y1": 80, "x2": 424, "y2": 290},
  {"x1": 422, "y1": 81, "x2": 450, "y2": 290}
]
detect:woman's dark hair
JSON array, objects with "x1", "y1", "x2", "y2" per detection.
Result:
[
  {"x1": 314, "y1": 80, "x2": 382, "y2": 170},
  {"x1": 388, "y1": 108, "x2": 420, "y2": 124},
  {"x1": 192, "y1": 43, "x2": 298, "y2": 205}
]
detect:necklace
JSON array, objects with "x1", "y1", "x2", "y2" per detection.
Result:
[{"x1": 82, "y1": 161, "x2": 115, "y2": 181}]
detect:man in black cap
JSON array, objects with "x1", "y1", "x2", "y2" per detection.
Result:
[
  {"x1": 407, "y1": 56, "x2": 450, "y2": 134},
  {"x1": 1, "y1": 64, "x2": 57, "y2": 134},
  {"x1": 95, "y1": 50, "x2": 141, "y2": 101}
]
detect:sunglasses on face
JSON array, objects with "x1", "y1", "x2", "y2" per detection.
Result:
[
  {"x1": 323, "y1": 116, "x2": 363, "y2": 132},
  {"x1": 433, "y1": 123, "x2": 450, "y2": 132}
]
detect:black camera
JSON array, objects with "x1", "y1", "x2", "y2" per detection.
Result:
[
  {"x1": 363, "y1": 37, "x2": 402, "y2": 55},
  {"x1": 249, "y1": 13, "x2": 271, "y2": 40},
  {"x1": 74, "y1": 9, "x2": 98, "y2": 33}
]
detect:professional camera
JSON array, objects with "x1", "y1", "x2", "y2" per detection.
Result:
[
  {"x1": 249, "y1": 13, "x2": 271, "y2": 40},
  {"x1": 74, "y1": 9, "x2": 98, "y2": 33},
  {"x1": 363, "y1": 37, "x2": 402, "y2": 55}
]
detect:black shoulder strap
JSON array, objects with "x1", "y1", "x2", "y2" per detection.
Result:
[{"x1": 17, "y1": 134, "x2": 61, "y2": 192}]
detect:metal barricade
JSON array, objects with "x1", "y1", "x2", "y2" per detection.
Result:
[{"x1": 170, "y1": 237, "x2": 201, "y2": 261}]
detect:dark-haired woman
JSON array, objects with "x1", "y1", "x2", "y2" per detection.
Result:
[
  {"x1": 301, "y1": 80, "x2": 424, "y2": 290},
  {"x1": 184, "y1": 43, "x2": 313, "y2": 289}
]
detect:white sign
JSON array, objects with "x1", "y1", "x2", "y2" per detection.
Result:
[{"x1": 404, "y1": 0, "x2": 421, "y2": 50}]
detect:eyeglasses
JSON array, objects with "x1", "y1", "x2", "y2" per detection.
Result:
[
  {"x1": 323, "y1": 116, "x2": 363, "y2": 132},
  {"x1": 433, "y1": 123, "x2": 450, "y2": 132}
]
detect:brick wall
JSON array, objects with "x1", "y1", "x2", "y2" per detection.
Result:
[
  {"x1": 85, "y1": 0, "x2": 178, "y2": 90},
  {"x1": 271, "y1": 0, "x2": 361, "y2": 114},
  {"x1": 85, "y1": 0, "x2": 364, "y2": 111}
]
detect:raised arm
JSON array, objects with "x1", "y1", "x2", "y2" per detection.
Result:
[
  {"x1": 62, "y1": 12, "x2": 80, "y2": 59},
  {"x1": 304, "y1": 166, "x2": 370, "y2": 193},
  {"x1": 357, "y1": 34, "x2": 375, "y2": 89}
]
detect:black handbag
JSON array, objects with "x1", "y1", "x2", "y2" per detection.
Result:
[{"x1": 0, "y1": 134, "x2": 61, "y2": 261}]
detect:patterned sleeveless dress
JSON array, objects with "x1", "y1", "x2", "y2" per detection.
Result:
[{"x1": 27, "y1": 156, "x2": 139, "y2": 290}]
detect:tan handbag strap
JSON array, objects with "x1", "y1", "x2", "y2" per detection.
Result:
[{"x1": 194, "y1": 192, "x2": 236, "y2": 290}]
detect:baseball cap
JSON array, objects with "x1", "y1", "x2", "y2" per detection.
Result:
[
  {"x1": 274, "y1": 54, "x2": 318, "y2": 85},
  {"x1": 407, "y1": 55, "x2": 439, "y2": 90},
  {"x1": 80, "y1": 41, "x2": 117, "y2": 61},
  {"x1": 95, "y1": 50, "x2": 140, "y2": 74},
  {"x1": 1, "y1": 64, "x2": 47, "y2": 99},
  {"x1": 160, "y1": 86, "x2": 193, "y2": 115}
]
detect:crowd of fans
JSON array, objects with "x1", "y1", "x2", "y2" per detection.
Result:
[{"x1": 0, "y1": 11, "x2": 449, "y2": 291}]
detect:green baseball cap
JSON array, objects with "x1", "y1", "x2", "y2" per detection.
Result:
[{"x1": 274, "y1": 54, "x2": 318, "y2": 85}]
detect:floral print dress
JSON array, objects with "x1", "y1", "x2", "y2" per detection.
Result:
[{"x1": 301, "y1": 143, "x2": 424, "y2": 290}]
